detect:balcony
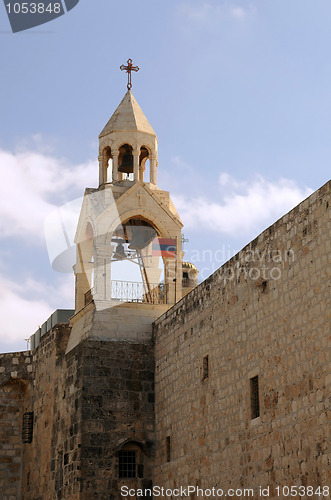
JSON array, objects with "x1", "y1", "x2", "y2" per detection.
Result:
[{"x1": 84, "y1": 281, "x2": 165, "y2": 306}]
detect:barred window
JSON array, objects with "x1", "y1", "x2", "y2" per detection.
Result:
[
  {"x1": 202, "y1": 355, "x2": 209, "y2": 380},
  {"x1": 250, "y1": 376, "x2": 260, "y2": 419},
  {"x1": 22, "y1": 412, "x2": 34, "y2": 443},
  {"x1": 166, "y1": 436, "x2": 171, "y2": 462},
  {"x1": 119, "y1": 450, "x2": 136, "y2": 478}
]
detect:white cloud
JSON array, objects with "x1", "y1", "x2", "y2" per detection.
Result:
[
  {"x1": 177, "y1": 2, "x2": 250, "y2": 26},
  {"x1": 0, "y1": 271, "x2": 74, "y2": 348},
  {"x1": 231, "y1": 6, "x2": 246, "y2": 19},
  {"x1": 0, "y1": 147, "x2": 96, "y2": 242},
  {"x1": 172, "y1": 174, "x2": 313, "y2": 235}
]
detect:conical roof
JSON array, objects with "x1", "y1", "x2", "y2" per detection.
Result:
[{"x1": 99, "y1": 90, "x2": 156, "y2": 138}]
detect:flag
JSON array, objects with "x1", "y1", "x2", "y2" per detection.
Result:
[{"x1": 152, "y1": 238, "x2": 176, "y2": 258}]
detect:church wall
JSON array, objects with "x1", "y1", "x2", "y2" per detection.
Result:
[
  {"x1": 19, "y1": 324, "x2": 83, "y2": 500},
  {"x1": 79, "y1": 338, "x2": 155, "y2": 500},
  {"x1": 154, "y1": 181, "x2": 330, "y2": 498},
  {"x1": 5, "y1": 326, "x2": 156, "y2": 499},
  {"x1": 0, "y1": 352, "x2": 32, "y2": 500},
  {"x1": 67, "y1": 302, "x2": 169, "y2": 354}
]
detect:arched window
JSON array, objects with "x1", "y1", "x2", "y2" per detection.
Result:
[
  {"x1": 102, "y1": 147, "x2": 112, "y2": 183},
  {"x1": 118, "y1": 144, "x2": 134, "y2": 180},
  {"x1": 139, "y1": 146, "x2": 149, "y2": 182},
  {"x1": 111, "y1": 218, "x2": 165, "y2": 304}
]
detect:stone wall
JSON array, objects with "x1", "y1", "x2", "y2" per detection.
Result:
[
  {"x1": 0, "y1": 352, "x2": 32, "y2": 500},
  {"x1": 79, "y1": 339, "x2": 155, "y2": 500},
  {"x1": 154, "y1": 180, "x2": 330, "y2": 498},
  {"x1": 19, "y1": 324, "x2": 83, "y2": 500},
  {"x1": 10, "y1": 325, "x2": 155, "y2": 499}
]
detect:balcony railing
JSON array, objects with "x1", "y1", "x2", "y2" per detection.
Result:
[{"x1": 85, "y1": 281, "x2": 165, "y2": 306}]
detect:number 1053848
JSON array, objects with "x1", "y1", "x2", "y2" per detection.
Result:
[
  {"x1": 275, "y1": 485, "x2": 329, "y2": 497},
  {"x1": 6, "y1": 2, "x2": 62, "y2": 14}
]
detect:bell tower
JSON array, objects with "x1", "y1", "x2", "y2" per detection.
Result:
[
  {"x1": 56, "y1": 63, "x2": 190, "y2": 499},
  {"x1": 98, "y1": 89, "x2": 158, "y2": 186},
  {"x1": 66, "y1": 62, "x2": 185, "y2": 353}
]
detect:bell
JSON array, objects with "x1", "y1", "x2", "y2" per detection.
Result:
[
  {"x1": 118, "y1": 153, "x2": 133, "y2": 174},
  {"x1": 128, "y1": 230, "x2": 146, "y2": 250},
  {"x1": 128, "y1": 227, "x2": 156, "y2": 250},
  {"x1": 114, "y1": 243, "x2": 126, "y2": 259}
]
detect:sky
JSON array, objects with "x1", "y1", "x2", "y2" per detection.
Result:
[{"x1": 0, "y1": 0, "x2": 330, "y2": 352}]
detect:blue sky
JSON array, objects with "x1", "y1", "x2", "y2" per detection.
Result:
[{"x1": 0, "y1": 0, "x2": 330, "y2": 352}]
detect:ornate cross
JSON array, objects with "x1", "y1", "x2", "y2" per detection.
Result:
[
  {"x1": 137, "y1": 191, "x2": 144, "y2": 207},
  {"x1": 120, "y1": 58, "x2": 140, "y2": 90}
]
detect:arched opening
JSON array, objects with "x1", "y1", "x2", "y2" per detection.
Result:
[
  {"x1": 118, "y1": 144, "x2": 134, "y2": 181},
  {"x1": 102, "y1": 146, "x2": 112, "y2": 183},
  {"x1": 139, "y1": 146, "x2": 149, "y2": 182},
  {"x1": 110, "y1": 218, "x2": 165, "y2": 303}
]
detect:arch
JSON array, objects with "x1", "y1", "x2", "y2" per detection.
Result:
[
  {"x1": 117, "y1": 141, "x2": 135, "y2": 151},
  {"x1": 139, "y1": 145, "x2": 150, "y2": 182},
  {"x1": 120, "y1": 215, "x2": 159, "y2": 235},
  {"x1": 75, "y1": 204, "x2": 96, "y2": 246},
  {"x1": 102, "y1": 146, "x2": 112, "y2": 183},
  {"x1": 112, "y1": 217, "x2": 158, "y2": 257},
  {"x1": 0, "y1": 377, "x2": 30, "y2": 390},
  {"x1": 77, "y1": 221, "x2": 94, "y2": 266},
  {"x1": 118, "y1": 143, "x2": 134, "y2": 180},
  {"x1": 105, "y1": 210, "x2": 172, "y2": 247},
  {"x1": 115, "y1": 438, "x2": 144, "y2": 453}
]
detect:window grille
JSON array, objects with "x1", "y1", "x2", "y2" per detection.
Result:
[
  {"x1": 22, "y1": 412, "x2": 34, "y2": 443},
  {"x1": 250, "y1": 376, "x2": 260, "y2": 419},
  {"x1": 166, "y1": 436, "x2": 171, "y2": 462},
  {"x1": 119, "y1": 450, "x2": 136, "y2": 478},
  {"x1": 202, "y1": 355, "x2": 209, "y2": 380}
]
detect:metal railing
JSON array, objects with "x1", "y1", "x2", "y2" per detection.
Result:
[
  {"x1": 84, "y1": 281, "x2": 165, "y2": 305},
  {"x1": 111, "y1": 280, "x2": 164, "y2": 304}
]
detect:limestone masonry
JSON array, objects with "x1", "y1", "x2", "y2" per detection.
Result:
[{"x1": 0, "y1": 88, "x2": 330, "y2": 500}]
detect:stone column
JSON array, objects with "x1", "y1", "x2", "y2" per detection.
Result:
[
  {"x1": 98, "y1": 155, "x2": 103, "y2": 186},
  {"x1": 164, "y1": 257, "x2": 176, "y2": 304},
  {"x1": 93, "y1": 244, "x2": 113, "y2": 309},
  {"x1": 133, "y1": 149, "x2": 140, "y2": 182},
  {"x1": 150, "y1": 156, "x2": 157, "y2": 185},
  {"x1": 112, "y1": 152, "x2": 119, "y2": 182},
  {"x1": 139, "y1": 164, "x2": 145, "y2": 182}
]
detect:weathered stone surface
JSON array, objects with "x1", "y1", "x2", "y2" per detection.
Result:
[
  {"x1": 0, "y1": 325, "x2": 155, "y2": 499},
  {"x1": 154, "y1": 180, "x2": 330, "y2": 498},
  {"x1": 0, "y1": 179, "x2": 329, "y2": 500},
  {"x1": 0, "y1": 351, "x2": 32, "y2": 500}
]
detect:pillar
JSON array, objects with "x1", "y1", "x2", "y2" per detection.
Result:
[
  {"x1": 150, "y1": 156, "x2": 157, "y2": 185},
  {"x1": 139, "y1": 164, "x2": 145, "y2": 182},
  {"x1": 93, "y1": 244, "x2": 113, "y2": 309},
  {"x1": 133, "y1": 149, "x2": 140, "y2": 182},
  {"x1": 112, "y1": 152, "x2": 119, "y2": 182},
  {"x1": 98, "y1": 155, "x2": 103, "y2": 186}
]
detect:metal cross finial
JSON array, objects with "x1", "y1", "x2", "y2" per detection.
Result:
[{"x1": 120, "y1": 58, "x2": 140, "y2": 90}]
